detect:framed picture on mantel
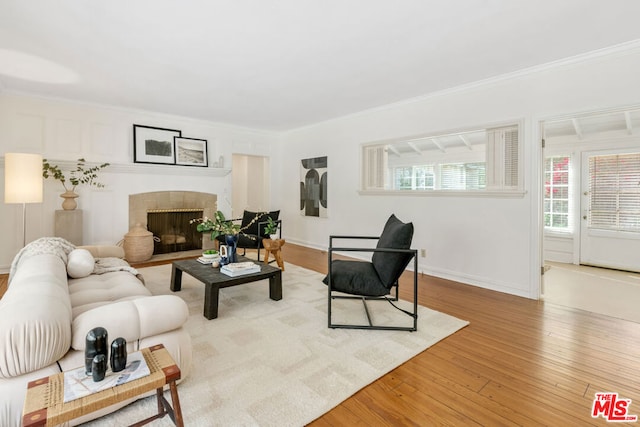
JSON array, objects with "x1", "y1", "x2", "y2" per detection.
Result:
[
  {"x1": 175, "y1": 137, "x2": 208, "y2": 167},
  {"x1": 133, "y1": 124, "x2": 181, "y2": 165}
]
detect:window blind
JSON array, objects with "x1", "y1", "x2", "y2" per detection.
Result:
[
  {"x1": 504, "y1": 128, "x2": 519, "y2": 188},
  {"x1": 589, "y1": 152, "x2": 640, "y2": 232},
  {"x1": 363, "y1": 145, "x2": 387, "y2": 190},
  {"x1": 440, "y1": 163, "x2": 485, "y2": 190},
  {"x1": 486, "y1": 126, "x2": 519, "y2": 190}
]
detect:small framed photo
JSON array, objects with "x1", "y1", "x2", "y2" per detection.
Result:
[
  {"x1": 133, "y1": 124, "x2": 181, "y2": 165},
  {"x1": 175, "y1": 137, "x2": 208, "y2": 167}
]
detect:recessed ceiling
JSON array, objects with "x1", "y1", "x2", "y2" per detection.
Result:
[{"x1": 1, "y1": 0, "x2": 640, "y2": 131}]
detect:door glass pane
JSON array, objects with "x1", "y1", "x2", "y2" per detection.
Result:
[{"x1": 589, "y1": 152, "x2": 640, "y2": 232}]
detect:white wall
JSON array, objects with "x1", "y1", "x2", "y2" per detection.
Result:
[
  {"x1": 277, "y1": 45, "x2": 640, "y2": 298},
  {"x1": 0, "y1": 93, "x2": 277, "y2": 271}
]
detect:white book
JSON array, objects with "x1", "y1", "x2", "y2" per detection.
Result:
[
  {"x1": 220, "y1": 265, "x2": 261, "y2": 277},
  {"x1": 222, "y1": 261, "x2": 258, "y2": 271}
]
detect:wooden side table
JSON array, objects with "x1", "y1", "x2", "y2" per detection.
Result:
[
  {"x1": 22, "y1": 344, "x2": 183, "y2": 427},
  {"x1": 262, "y1": 238, "x2": 285, "y2": 270}
]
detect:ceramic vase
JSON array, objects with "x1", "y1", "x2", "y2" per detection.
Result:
[
  {"x1": 85, "y1": 327, "x2": 108, "y2": 374},
  {"x1": 92, "y1": 354, "x2": 107, "y2": 382},
  {"x1": 225, "y1": 234, "x2": 238, "y2": 263},
  {"x1": 110, "y1": 337, "x2": 127, "y2": 372},
  {"x1": 60, "y1": 190, "x2": 79, "y2": 210}
]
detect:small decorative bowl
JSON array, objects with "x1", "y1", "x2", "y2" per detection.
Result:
[{"x1": 202, "y1": 252, "x2": 218, "y2": 259}]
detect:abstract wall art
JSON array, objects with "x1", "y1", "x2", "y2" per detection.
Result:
[{"x1": 300, "y1": 156, "x2": 327, "y2": 217}]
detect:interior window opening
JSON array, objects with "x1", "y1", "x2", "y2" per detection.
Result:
[{"x1": 362, "y1": 124, "x2": 521, "y2": 193}]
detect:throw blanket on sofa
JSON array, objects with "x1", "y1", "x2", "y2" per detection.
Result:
[
  {"x1": 9, "y1": 238, "x2": 140, "y2": 285},
  {"x1": 93, "y1": 257, "x2": 139, "y2": 277},
  {"x1": 9, "y1": 237, "x2": 76, "y2": 284}
]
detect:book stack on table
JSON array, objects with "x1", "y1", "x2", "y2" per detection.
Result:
[{"x1": 220, "y1": 261, "x2": 261, "y2": 277}]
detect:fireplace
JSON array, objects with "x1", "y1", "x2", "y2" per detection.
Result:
[
  {"x1": 129, "y1": 191, "x2": 217, "y2": 253},
  {"x1": 147, "y1": 209, "x2": 204, "y2": 254}
]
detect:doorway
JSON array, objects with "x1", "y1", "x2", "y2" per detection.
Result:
[
  {"x1": 231, "y1": 154, "x2": 271, "y2": 218},
  {"x1": 541, "y1": 107, "x2": 640, "y2": 322}
]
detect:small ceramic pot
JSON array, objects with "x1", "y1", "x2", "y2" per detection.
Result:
[{"x1": 92, "y1": 354, "x2": 107, "y2": 382}]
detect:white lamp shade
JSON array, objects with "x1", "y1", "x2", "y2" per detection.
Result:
[{"x1": 4, "y1": 153, "x2": 44, "y2": 204}]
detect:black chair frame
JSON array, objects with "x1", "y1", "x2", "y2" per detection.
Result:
[{"x1": 327, "y1": 235, "x2": 418, "y2": 332}]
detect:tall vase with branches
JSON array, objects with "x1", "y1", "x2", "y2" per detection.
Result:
[{"x1": 42, "y1": 158, "x2": 110, "y2": 210}]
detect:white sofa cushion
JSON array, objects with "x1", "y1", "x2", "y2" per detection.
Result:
[
  {"x1": 79, "y1": 245, "x2": 125, "y2": 259},
  {"x1": 66, "y1": 248, "x2": 95, "y2": 278},
  {"x1": 68, "y1": 271, "x2": 151, "y2": 317},
  {"x1": 71, "y1": 295, "x2": 189, "y2": 351},
  {"x1": 0, "y1": 255, "x2": 72, "y2": 379}
]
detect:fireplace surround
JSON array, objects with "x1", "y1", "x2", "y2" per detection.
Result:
[{"x1": 129, "y1": 191, "x2": 217, "y2": 252}]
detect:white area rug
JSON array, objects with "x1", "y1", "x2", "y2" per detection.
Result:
[{"x1": 85, "y1": 262, "x2": 468, "y2": 426}]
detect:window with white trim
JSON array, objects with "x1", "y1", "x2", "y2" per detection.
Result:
[
  {"x1": 588, "y1": 152, "x2": 640, "y2": 232},
  {"x1": 544, "y1": 156, "x2": 571, "y2": 230},
  {"x1": 361, "y1": 124, "x2": 521, "y2": 193},
  {"x1": 394, "y1": 166, "x2": 434, "y2": 190}
]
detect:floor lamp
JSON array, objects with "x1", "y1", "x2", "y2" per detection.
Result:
[{"x1": 4, "y1": 153, "x2": 43, "y2": 247}]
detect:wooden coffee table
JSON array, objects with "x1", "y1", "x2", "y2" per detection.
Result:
[
  {"x1": 170, "y1": 255, "x2": 282, "y2": 320},
  {"x1": 22, "y1": 344, "x2": 183, "y2": 427}
]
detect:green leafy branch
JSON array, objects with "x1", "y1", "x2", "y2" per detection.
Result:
[{"x1": 42, "y1": 158, "x2": 110, "y2": 191}]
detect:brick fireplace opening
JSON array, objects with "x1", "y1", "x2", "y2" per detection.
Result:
[{"x1": 129, "y1": 191, "x2": 217, "y2": 253}]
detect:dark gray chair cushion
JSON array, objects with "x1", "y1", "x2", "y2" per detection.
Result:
[
  {"x1": 322, "y1": 260, "x2": 388, "y2": 297},
  {"x1": 371, "y1": 214, "x2": 414, "y2": 287}
]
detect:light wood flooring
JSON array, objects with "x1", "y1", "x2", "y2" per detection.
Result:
[{"x1": 2, "y1": 244, "x2": 639, "y2": 425}]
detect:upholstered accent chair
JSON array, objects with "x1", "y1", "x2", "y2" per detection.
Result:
[
  {"x1": 323, "y1": 214, "x2": 418, "y2": 331},
  {"x1": 216, "y1": 210, "x2": 281, "y2": 261}
]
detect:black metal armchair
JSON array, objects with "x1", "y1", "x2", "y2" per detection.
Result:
[
  {"x1": 323, "y1": 214, "x2": 418, "y2": 331},
  {"x1": 216, "y1": 210, "x2": 281, "y2": 261}
]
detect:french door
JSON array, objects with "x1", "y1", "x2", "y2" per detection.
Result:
[{"x1": 580, "y1": 149, "x2": 640, "y2": 272}]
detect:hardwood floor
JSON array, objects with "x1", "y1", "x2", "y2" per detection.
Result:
[
  {"x1": 2, "y1": 244, "x2": 639, "y2": 425},
  {"x1": 281, "y1": 244, "x2": 640, "y2": 426}
]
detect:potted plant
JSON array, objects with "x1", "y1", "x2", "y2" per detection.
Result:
[
  {"x1": 264, "y1": 216, "x2": 279, "y2": 240},
  {"x1": 42, "y1": 158, "x2": 110, "y2": 210},
  {"x1": 191, "y1": 211, "x2": 243, "y2": 263},
  {"x1": 191, "y1": 211, "x2": 266, "y2": 263},
  {"x1": 190, "y1": 211, "x2": 240, "y2": 241}
]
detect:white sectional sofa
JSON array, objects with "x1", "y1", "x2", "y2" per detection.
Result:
[{"x1": 0, "y1": 238, "x2": 192, "y2": 426}]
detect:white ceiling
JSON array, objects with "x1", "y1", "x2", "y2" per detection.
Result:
[{"x1": 2, "y1": 0, "x2": 640, "y2": 132}]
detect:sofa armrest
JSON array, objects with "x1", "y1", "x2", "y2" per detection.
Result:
[
  {"x1": 79, "y1": 245, "x2": 125, "y2": 259},
  {"x1": 71, "y1": 295, "x2": 189, "y2": 351}
]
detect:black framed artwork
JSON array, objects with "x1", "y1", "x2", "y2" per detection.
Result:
[
  {"x1": 133, "y1": 124, "x2": 181, "y2": 165},
  {"x1": 175, "y1": 137, "x2": 208, "y2": 167}
]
